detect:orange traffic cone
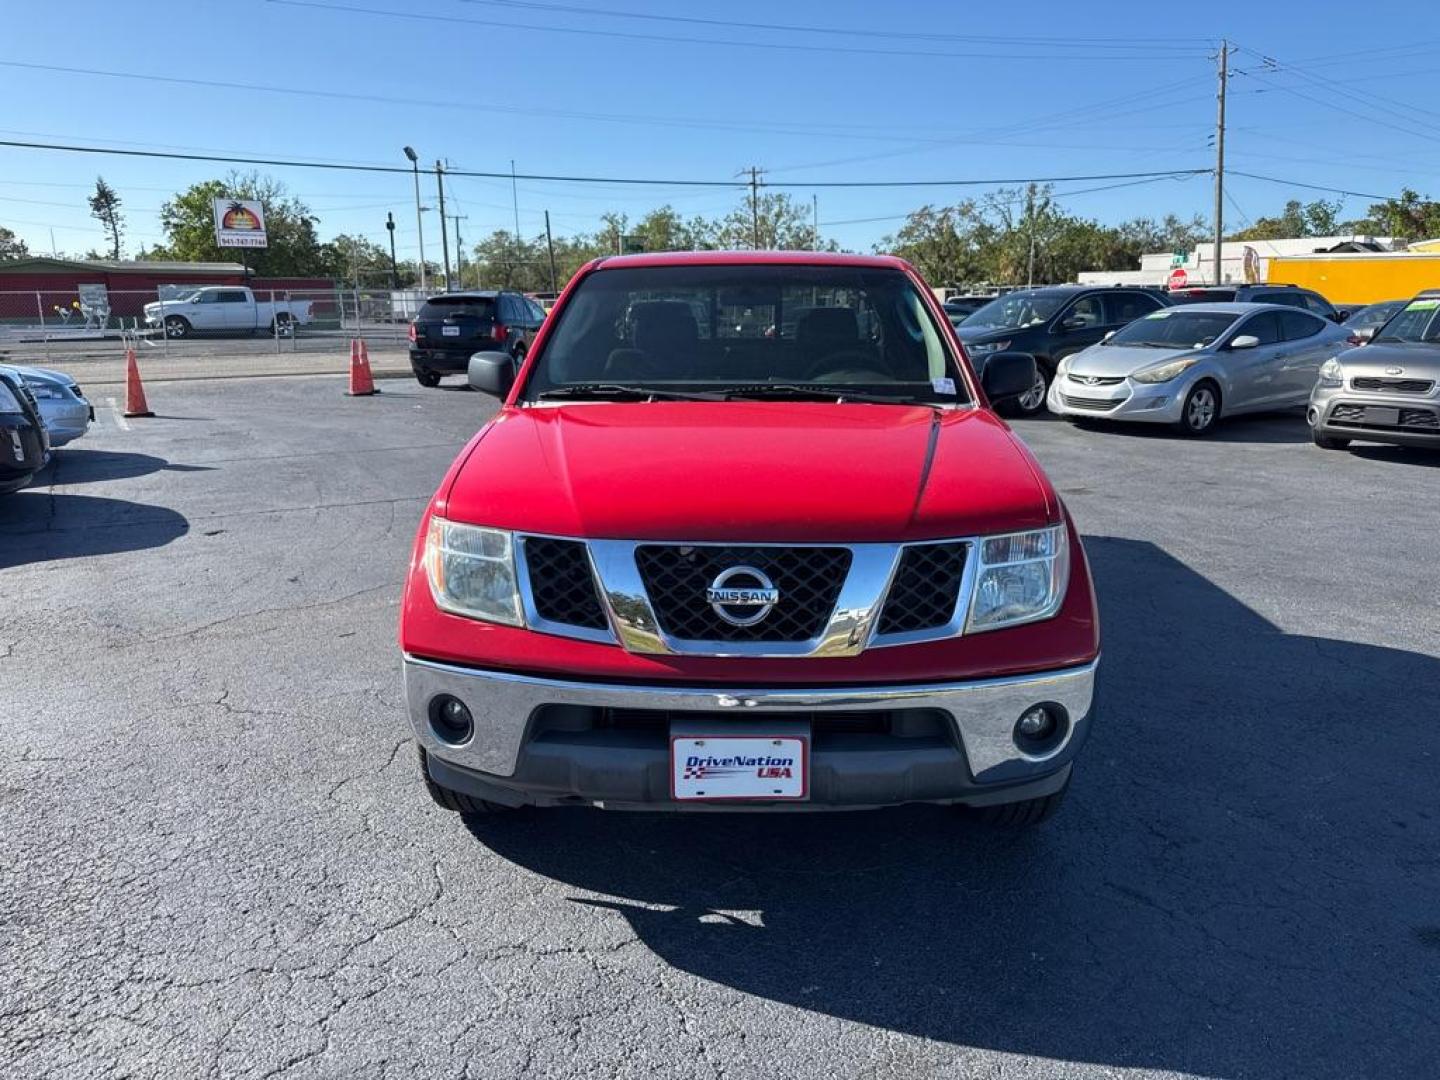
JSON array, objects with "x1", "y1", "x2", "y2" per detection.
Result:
[
  {"x1": 123, "y1": 348, "x2": 154, "y2": 417},
  {"x1": 347, "y1": 337, "x2": 377, "y2": 396}
]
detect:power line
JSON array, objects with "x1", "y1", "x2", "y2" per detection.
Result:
[
  {"x1": 457, "y1": 0, "x2": 1213, "y2": 50},
  {"x1": 1228, "y1": 171, "x2": 1403, "y2": 203},
  {"x1": 269, "y1": 0, "x2": 1214, "y2": 61}
]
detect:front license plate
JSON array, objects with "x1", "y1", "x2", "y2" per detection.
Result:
[
  {"x1": 671, "y1": 735, "x2": 808, "y2": 801},
  {"x1": 1365, "y1": 406, "x2": 1400, "y2": 427},
  {"x1": 441, "y1": 325, "x2": 461, "y2": 337}
]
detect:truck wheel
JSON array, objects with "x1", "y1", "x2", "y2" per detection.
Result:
[
  {"x1": 1311, "y1": 429, "x2": 1350, "y2": 450},
  {"x1": 967, "y1": 777, "x2": 1069, "y2": 827},
  {"x1": 417, "y1": 746, "x2": 511, "y2": 817},
  {"x1": 271, "y1": 314, "x2": 294, "y2": 338},
  {"x1": 163, "y1": 315, "x2": 190, "y2": 339}
]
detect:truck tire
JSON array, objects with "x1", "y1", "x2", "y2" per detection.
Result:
[
  {"x1": 966, "y1": 774, "x2": 1069, "y2": 827},
  {"x1": 163, "y1": 315, "x2": 191, "y2": 339},
  {"x1": 417, "y1": 746, "x2": 511, "y2": 817},
  {"x1": 271, "y1": 314, "x2": 294, "y2": 338}
]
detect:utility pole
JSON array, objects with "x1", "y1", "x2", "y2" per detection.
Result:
[
  {"x1": 510, "y1": 159, "x2": 521, "y2": 241},
  {"x1": 1026, "y1": 186, "x2": 1037, "y2": 287},
  {"x1": 812, "y1": 194, "x2": 819, "y2": 250},
  {"x1": 435, "y1": 160, "x2": 452, "y2": 291},
  {"x1": 385, "y1": 211, "x2": 400, "y2": 288},
  {"x1": 447, "y1": 213, "x2": 468, "y2": 290},
  {"x1": 1213, "y1": 39, "x2": 1229, "y2": 287},
  {"x1": 544, "y1": 210, "x2": 558, "y2": 294},
  {"x1": 749, "y1": 166, "x2": 761, "y2": 249}
]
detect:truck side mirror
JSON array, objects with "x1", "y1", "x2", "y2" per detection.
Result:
[
  {"x1": 468, "y1": 351, "x2": 515, "y2": 397},
  {"x1": 981, "y1": 351, "x2": 1038, "y2": 402}
]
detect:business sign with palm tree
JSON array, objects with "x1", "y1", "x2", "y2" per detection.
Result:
[{"x1": 212, "y1": 198, "x2": 269, "y2": 248}]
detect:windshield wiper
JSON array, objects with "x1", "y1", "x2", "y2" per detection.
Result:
[
  {"x1": 723, "y1": 383, "x2": 931, "y2": 405},
  {"x1": 536, "y1": 384, "x2": 725, "y2": 402}
]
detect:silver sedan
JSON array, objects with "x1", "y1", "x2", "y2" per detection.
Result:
[
  {"x1": 1046, "y1": 302, "x2": 1352, "y2": 436},
  {"x1": 0, "y1": 365, "x2": 92, "y2": 447}
]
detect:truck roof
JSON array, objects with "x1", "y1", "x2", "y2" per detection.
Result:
[{"x1": 591, "y1": 251, "x2": 912, "y2": 271}]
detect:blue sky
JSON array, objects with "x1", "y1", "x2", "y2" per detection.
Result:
[{"x1": 3, "y1": 0, "x2": 1439, "y2": 263}]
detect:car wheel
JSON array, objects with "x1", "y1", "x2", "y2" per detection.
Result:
[
  {"x1": 415, "y1": 370, "x2": 442, "y2": 388},
  {"x1": 417, "y1": 746, "x2": 512, "y2": 817},
  {"x1": 1311, "y1": 429, "x2": 1350, "y2": 450},
  {"x1": 1009, "y1": 365, "x2": 1051, "y2": 417},
  {"x1": 1175, "y1": 380, "x2": 1221, "y2": 436},
  {"x1": 966, "y1": 774, "x2": 1069, "y2": 827},
  {"x1": 163, "y1": 315, "x2": 190, "y2": 339}
]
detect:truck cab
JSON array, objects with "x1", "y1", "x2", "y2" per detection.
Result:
[{"x1": 399, "y1": 252, "x2": 1099, "y2": 824}]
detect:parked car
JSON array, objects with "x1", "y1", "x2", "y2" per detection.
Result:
[
  {"x1": 408, "y1": 291, "x2": 546, "y2": 388},
  {"x1": 1341, "y1": 299, "x2": 1408, "y2": 344},
  {"x1": 1309, "y1": 291, "x2": 1440, "y2": 452},
  {"x1": 942, "y1": 295, "x2": 990, "y2": 323},
  {"x1": 1166, "y1": 283, "x2": 1341, "y2": 321},
  {"x1": 6, "y1": 365, "x2": 91, "y2": 447},
  {"x1": 400, "y1": 251, "x2": 1097, "y2": 824},
  {"x1": 0, "y1": 368, "x2": 49, "y2": 494},
  {"x1": 955, "y1": 285, "x2": 1168, "y2": 415},
  {"x1": 143, "y1": 287, "x2": 314, "y2": 339},
  {"x1": 1047, "y1": 303, "x2": 1351, "y2": 436}
]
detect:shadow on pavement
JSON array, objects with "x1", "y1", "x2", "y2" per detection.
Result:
[
  {"x1": 1046, "y1": 411, "x2": 1311, "y2": 444},
  {"x1": 465, "y1": 537, "x2": 1439, "y2": 1079},
  {"x1": 0, "y1": 491, "x2": 189, "y2": 568},
  {"x1": 1345, "y1": 444, "x2": 1440, "y2": 468},
  {"x1": 38, "y1": 449, "x2": 214, "y2": 484}
]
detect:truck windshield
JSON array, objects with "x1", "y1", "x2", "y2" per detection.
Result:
[
  {"x1": 1372, "y1": 299, "x2": 1440, "y2": 343},
  {"x1": 1108, "y1": 310, "x2": 1237, "y2": 348},
  {"x1": 524, "y1": 265, "x2": 966, "y2": 404}
]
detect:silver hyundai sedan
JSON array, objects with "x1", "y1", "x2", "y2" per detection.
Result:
[{"x1": 1046, "y1": 302, "x2": 1352, "y2": 435}]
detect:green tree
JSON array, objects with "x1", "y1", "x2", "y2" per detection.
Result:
[
  {"x1": 319, "y1": 233, "x2": 392, "y2": 285},
  {"x1": 87, "y1": 176, "x2": 125, "y2": 259},
  {"x1": 0, "y1": 225, "x2": 28, "y2": 261},
  {"x1": 150, "y1": 173, "x2": 327, "y2": 277},
  {"x1": 1228, "y1": 199, "x2": 1342, "y2": 242},
  {"x1": 715, "y1": 192, "x2": 815, "y2": 250},
  {"x1": 1350, "y1": 188, "x2": 1440, "y2": 241}
]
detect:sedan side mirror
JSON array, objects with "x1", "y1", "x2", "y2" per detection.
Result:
[
  {"x1": 468, "y1": 351, "x2": 516, "y2": 396},
  {"x1": 1102, "y1": 330, "x2": 1116, "y2": 342},
  {"x1": 981, "y1": 351, "x2": 1039, "y2": 402},
  {"x1": 1229, "y1": 334, "x2": 1260, "y2": 350}
]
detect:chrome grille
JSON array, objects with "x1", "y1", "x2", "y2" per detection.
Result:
[
  {"x1": 1061, "y1": 393, "x2": 1122, "y2": 412},
  {"x1": 523, "y1": 538, "x2": 608, "y2": 631},
  {"x1": 634, "y1": 545, "x2": 851, "y2": 642},
  {"x1": 1351, "y1": 377, "x2": 1434, "y2": 394},
  {"x1": 877, "y1": 542, "x2": 968, "y2": 635},
  {"x1": 1067, "y1": 373, "x2": 1125, "y2": 386}
]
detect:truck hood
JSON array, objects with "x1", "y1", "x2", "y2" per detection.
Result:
[{"x1": 439, "y1": 402, "x2": 1056, "y2": 542}]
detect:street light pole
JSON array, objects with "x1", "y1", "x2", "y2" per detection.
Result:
[
  {"x1": 385, "y1": 211, "x2": 400, "y2": 288},
  {"x1": 403, "y1": 146, "x2": 427, "y2": 292}
]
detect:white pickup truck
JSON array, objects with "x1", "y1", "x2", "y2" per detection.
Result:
[{"x1": 143, "y1": 287, "x2": 314, "y2": 339}]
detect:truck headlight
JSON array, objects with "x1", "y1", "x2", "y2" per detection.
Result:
[
  {"x1": 1132, "y1": 357, "x2": 1200, "y2": 384},
  {"x1": 424, "y1": 518, "x2": 522, "y2": 626},
  {"x1": 967, "y1": 525, "x2": 1069, "y2": 632},
  {"x1": 1318, "y1": 357, "x2": 1344, "y2": 388}
]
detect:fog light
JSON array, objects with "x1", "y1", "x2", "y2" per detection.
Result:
[
  {"x1": 430, "y1": 694, "x2": 474, "y2": 744},
  {"x1": 1016, "y1": 705, "x2": 1055, "y2": 740}
]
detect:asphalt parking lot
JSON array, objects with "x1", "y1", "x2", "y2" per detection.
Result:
[{"x1": 2, "y1": 375, "x2": 1437, "y2": 1079}]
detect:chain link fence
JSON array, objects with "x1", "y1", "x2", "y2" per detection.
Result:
[{"x1": 0, "y1": 287, "x2": 422, "y2": 367}]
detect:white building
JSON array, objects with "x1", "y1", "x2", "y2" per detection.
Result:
[{"x1": 1077, "y1": 235, "x2": 1400, "y2": 288}]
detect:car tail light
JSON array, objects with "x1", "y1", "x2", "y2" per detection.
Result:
[
  {"x1": 491, "y1": 323, "x2": 508, "y2": 343},
  {"x1": 407, "y1": 322, "x2": 417, "y2": 342}
]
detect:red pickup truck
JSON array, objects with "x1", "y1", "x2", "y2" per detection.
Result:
[{"x1": 399, "y1": 252, "x2": 1099, "y2": 824}]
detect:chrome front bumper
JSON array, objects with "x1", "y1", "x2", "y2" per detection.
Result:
[{"x1": 403, "y1": 656, "x2": 1098, "y2": 805}]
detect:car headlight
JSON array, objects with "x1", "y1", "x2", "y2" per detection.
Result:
[
  {"x1": 423, "y1": 518, "x2": 522, "y2": 626},
  {"x1": 967, "y1": 525, "x2": 1070, "y2": 632},
  {"x1": 967, "y1": 339, "x2": 1011, "y2": 357},
  {"x1": 24, "y1": 382, "x2": 61, "y2": 400},
  {"x1": 1318, "y1": 357, "x2": 1345, "y2": 388},
  {"x1": 1132, "y1": 357, "x2": 1201, "y2": 384}
]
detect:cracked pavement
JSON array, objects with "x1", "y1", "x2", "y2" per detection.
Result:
[{"x1": 1, "y1": 376, "x2": 1437, "y2": 1078}]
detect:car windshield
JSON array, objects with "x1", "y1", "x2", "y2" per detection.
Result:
[
  {"x1": 1345, "y1": 300, "x2": 1405, "y2": 330},
  {"x1": 1108, "y1": 310, "x2": 1237, "y2": 348},
  {"x1": 418, "y1": 296, "x2": 496, "y2": 320},
  {"x1": 1372, "y1": 298, "x2": 1440, "y2": 343},
  {"x1": 523, "y1": 264, "x2": 967, "y2": 404},
  {"x1": 960, "y1": 291, "x2": 1064, "y2": 330}
]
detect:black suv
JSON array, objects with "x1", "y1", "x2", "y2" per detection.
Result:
[
  {"x1": 0, "y1": 368, "x2": 49, "y2": 495},
  {"x1": 1167, "y1": 283, "x2": 1342, "y2": 321},
  {"x1": 953, "y1": 285, "x2": 1168, "y2": 415},
  {"x1": 408, "y1": 291, "x2": 546, "y2": 388}
]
